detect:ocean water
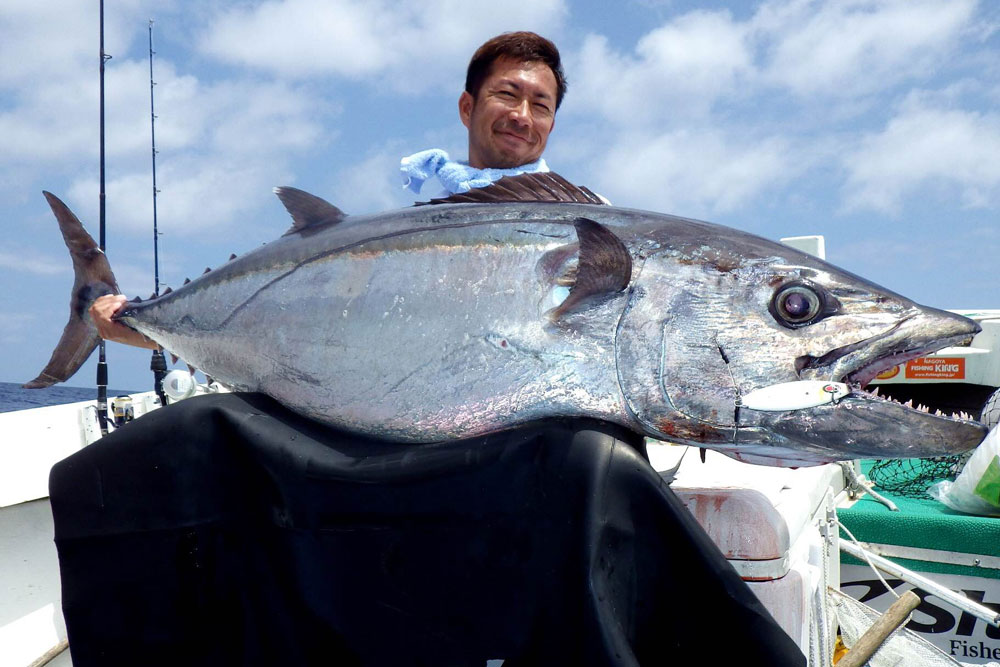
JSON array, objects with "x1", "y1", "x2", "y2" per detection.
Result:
[{"x1": 0, "y1": 381, "x2": 140, "y2": 413}]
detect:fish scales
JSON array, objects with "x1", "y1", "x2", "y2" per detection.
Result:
[{"x1": 128, "y1": 210, "x2": 626, "y2": 441}]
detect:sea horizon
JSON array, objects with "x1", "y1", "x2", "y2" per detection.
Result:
[{"x1": 0, "y1": 381, "x2": 142, "y2": 413}]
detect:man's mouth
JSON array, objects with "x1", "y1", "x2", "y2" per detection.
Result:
[{"x1": 495, "y1": 128, "x2": 531, "y2": 145}]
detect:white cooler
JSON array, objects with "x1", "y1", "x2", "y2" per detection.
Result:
[{"x1": 648, "y1": 444, "x2": 844, "y2": 666}]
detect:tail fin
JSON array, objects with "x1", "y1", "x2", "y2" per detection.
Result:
[{"x1": 23, "y1": 192, "x2": 119, "y2": 388}]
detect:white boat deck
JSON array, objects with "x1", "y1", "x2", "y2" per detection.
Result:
[
  {"x1": 0, "y1": 498, "x2": 71, "y2": 666},
  {"x1": 0, "y1": 387, "x2": 211, "y2": 666}
]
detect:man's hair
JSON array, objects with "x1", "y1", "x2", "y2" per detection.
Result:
[{"x1": 465, "y1": 31, "x2": 567, "y2": 110}]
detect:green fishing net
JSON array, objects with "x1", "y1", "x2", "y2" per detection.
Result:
[{"x1": 867, "y1": 456, "x2": 967, "y2": 498}]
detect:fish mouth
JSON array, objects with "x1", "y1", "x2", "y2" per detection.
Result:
[
  {"x1": 840, "y1": 331, "x2": 974, "y2": 388},
  {"x1": 798, "y1": 325, "x2": 973, "y2": 387},
  {"x1": 795, "y1": 312, "x2": 983, "y2": 423},
  {"x1": 754, "y1": 310, "x2": 988, "y2": 464}
]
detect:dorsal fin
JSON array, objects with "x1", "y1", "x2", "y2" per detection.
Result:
[
  {"x1": 416, "y1": 172, "x2": 606, "y2": 206},
  {"x1": 550, "y1": 217, "x2": 632, "y2": 320},
  {"x1": 274, "y1": 186, "x2": 346, "y2": 236}
]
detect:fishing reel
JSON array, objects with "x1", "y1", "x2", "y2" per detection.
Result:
[{"x1": 161, "y1": 369, "x2": 198, "y2": 402}]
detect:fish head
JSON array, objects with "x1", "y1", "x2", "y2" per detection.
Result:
[{"x1": 614, "y1": 218, "x2": 987, "y2": 466}]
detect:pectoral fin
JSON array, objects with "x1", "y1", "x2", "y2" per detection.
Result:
[{"x1": 549, "y1": 217, "x2": 632, "y2": 320}]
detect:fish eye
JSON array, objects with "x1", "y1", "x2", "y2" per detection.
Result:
[{"x1": 770, "y1": 282, "x2": 826, "y2": 328}]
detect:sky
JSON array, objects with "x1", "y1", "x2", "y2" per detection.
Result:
[{"x1": 1, "y1": 0, "x2": 998, "y2": 391}]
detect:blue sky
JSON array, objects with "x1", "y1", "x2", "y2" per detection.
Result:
[{"x1": 2, "y1": 0, "x2": 998, "y2": 390}]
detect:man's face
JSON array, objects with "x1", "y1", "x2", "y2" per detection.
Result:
[{"x1": 460, "y1": 57, "x2": 558, "y2": 169}]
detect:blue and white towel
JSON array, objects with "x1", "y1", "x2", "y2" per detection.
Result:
[{"x1": 400, "y1": 148, "x2": 549, "y2": 196}]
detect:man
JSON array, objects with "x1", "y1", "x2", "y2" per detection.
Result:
[
  {"x1": 61, "y1": 33, "x2": 807, "y2": 666},
  {"x1": 92, "y1": 31, "x2": 567, "y2": 348},
  {"x1": 400, "y1": 31, "x2": 566, "y2": 196},
  {"x1": 461, "y1": 31, "x2": 565, "y2": 169}
]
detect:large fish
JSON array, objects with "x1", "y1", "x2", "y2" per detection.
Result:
[{"x1": 27, "y1": 173, "x2": 986, "y2": 466}]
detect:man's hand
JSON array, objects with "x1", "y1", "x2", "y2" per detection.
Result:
[{"x1": 90, "y1": 294, "x2": 159, "y2": 350}]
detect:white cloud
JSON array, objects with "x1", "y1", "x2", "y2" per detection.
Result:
[
  {"x1": 755, "y1": 0, "x2": 978, "y2": 97},
  {"x1": 0, "y1": 73, "x2": 98, "y2": 162},
  {"x1": 634, "y1": 10, "x2": 753, "y2": 97},
  {"x1": 0, "y1": 251, "x2": 64, "y2": 276},
  {"x1": 557, "y1": 0, "x2": 995, "y2": 221},
  {"x1": 586, "y1": 128, "x2": 796, "y2": 216},
  {"x1": 327, "y1": 144, "x2": 416, "y2": 215},
  {"x1": 564, "y1": 1, "x2": 979, "y2": 127},
  {"x1": 198, "y1": 80, "x2": 334, "y2": 157},
  {"x1": 567, "y1": 11, "x2": 752, "y2": 125},
  {"x1": 0, "y1": 3, "x2": 131, "y2": 87},
  {"x1": 0, "y1": 1, "x2": 159, "y2": 164},
  {"x1": 33, "y1": 56, "x2": 340, "y2": 237},
  {"x1": 0, "y1": 0, "x2": 340, "y2": 238},
  {"x1": 66, "y1": 155, "x2": 295, "y2": 237},
  {"x1": 842, "y1": 101, "x2": 1000, "y2": 214},
  {"x1": 199, "y1": 0, "x2": 568, "y2": 93}
]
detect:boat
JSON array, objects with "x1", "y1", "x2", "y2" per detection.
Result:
[
  {"x1": 4, "y1": 335, "x2": 998, "y2": 666},
  {"x1": 5, "y1": 239, "x2": 999, "y2": 667},
  {"x1": 1, "y1": 379, "x2": 226, "y2": 667},
  {"x1": 5, "y1": 8, "x2": 998, "y2": 660}
]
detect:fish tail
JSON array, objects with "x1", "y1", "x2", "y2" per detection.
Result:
[{"x1": 23, "y1": 192, "x2": 120, "y2": 388}]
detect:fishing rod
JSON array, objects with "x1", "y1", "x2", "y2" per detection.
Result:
[
  {"x1": 147, "y1": 19, "x2": 168, "y2": 407},
  {"x1": 97, "y1": 0, "x2": 111, "y2": 435}
]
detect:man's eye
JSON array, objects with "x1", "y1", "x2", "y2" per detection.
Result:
[{"x1": 533, "y1": 103, "x2": 552, "y2": 115}]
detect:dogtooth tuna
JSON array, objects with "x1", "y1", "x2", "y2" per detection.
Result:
[{"x1": 26, "y1": 173, "x2": 987, "y2": 466}]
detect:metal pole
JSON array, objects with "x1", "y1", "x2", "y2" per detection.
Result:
[
  {"x1": 840, "y1": 539, "x2": 1000, "y2": 628},
  {"x1": 148, "y1": 19, "x2": 168, "y2": 406},
  {"x1": 148, "y1": 19, "x2": 160, "y2": 298},
  {"x1": 97, "y1": 0, "x2": 110, "y2": 434}
]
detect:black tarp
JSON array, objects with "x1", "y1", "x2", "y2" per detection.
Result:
[{"x1": 50, "y1": 392, "x2": 806, "y2": 666}]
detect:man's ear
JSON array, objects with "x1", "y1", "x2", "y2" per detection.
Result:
[{"x1": 458, "y1": 91, "x2": 474, "y2": 129}]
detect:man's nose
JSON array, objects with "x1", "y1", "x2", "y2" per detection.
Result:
[{"x1": 508, "y1": 99, "x2": 531, "y2": 125}]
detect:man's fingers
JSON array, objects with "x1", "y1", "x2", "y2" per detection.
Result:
[{"x1": 87, "y1": 295, "x2": 158, "y2": 349}]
